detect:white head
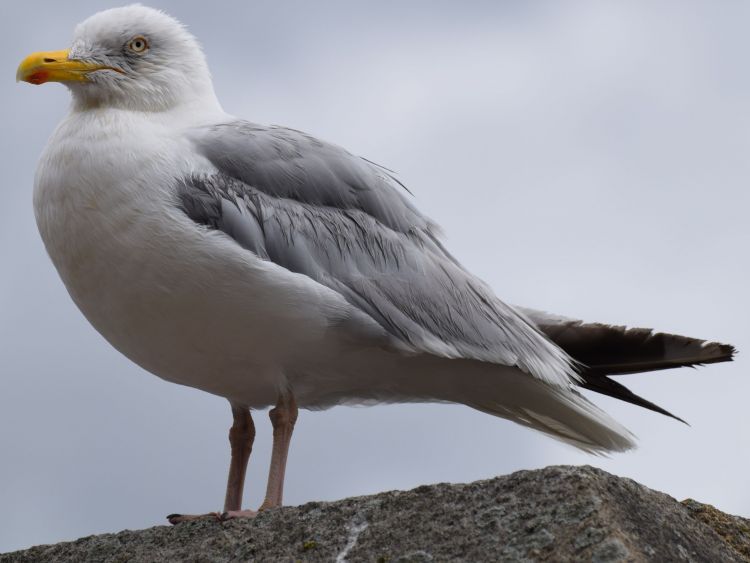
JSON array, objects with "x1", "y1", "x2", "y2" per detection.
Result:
[{"x1": 17, "y1": 5, "x2": 220, "y2": 112}]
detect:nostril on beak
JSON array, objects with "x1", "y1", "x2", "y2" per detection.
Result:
[{"x1": 43, "y1": 58, "x2": 57, "y2": 63}]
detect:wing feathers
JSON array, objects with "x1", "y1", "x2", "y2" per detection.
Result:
[
  {"x1": 520, "y1": 309, "x2": 735, "y2": 375},
  {"x1": 179, "y1": 121, "x2": 581, "y2": 387},
  {"x1": 520, "y1": 307, "x2": 735, "y2": 421}
]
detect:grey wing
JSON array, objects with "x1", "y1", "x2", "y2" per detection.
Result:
[{"x1": 181, "y1": 121, "x2": 577, "y2": 387}]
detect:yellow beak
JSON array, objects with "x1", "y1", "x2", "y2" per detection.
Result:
[{"x1": 16, "y1": 49, "x2": 120, "y2": 85}]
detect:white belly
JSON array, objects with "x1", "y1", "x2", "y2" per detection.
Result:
[{"x1": 33, "y1": 110, "x2": 365, "y2": 408}]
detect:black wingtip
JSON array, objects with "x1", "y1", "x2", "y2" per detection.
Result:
[
  {"x1": 695, "y1": 340, "x2": 736, "y2": 361},
  {"x1": 716, "y1": 342, "x2": 737, "y2": 362},
  {"x1": 542, "y1": 319, "x2": 737, "y2": 376},
  {"x1": 579, "y1": 373, "x2": 688, "y2": 424}
]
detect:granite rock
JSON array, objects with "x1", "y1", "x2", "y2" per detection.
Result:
[{"x1": 2, "y1": 465, "x2": 748, "y2": 562}]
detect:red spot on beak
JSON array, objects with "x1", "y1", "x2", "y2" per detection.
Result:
[{"x1": 28, "y1": 71, "x2": 49, "y2": 85}]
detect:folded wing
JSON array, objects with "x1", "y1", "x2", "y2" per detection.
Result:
[{"x1": 179, "y1": 121, "x2": 578, "y2": 387}]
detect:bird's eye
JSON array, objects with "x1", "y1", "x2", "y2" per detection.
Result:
[{"x1": 127, "y1": 36, "x2": 149, "y2": 54}]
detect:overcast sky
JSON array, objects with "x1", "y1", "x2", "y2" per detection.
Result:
[{"x1": 1, "y1": 0, "x2": 748, "y2": 554}]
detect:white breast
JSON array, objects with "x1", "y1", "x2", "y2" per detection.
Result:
[{"x1": 33, "y1": 109, "x2": 360, "y2": 408}]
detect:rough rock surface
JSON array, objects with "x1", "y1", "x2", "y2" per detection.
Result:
[{"x1": 2, "y1": 465, "x2": 748, "y2": 562}]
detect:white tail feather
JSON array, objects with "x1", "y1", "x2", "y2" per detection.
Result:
[{"x1": 466, "y1": 381, "x2": 636, "y2": 454}]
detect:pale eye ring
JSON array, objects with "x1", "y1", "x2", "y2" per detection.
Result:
[{"x1": 127, "y1": 36, "x2": 149, "y2": 54}]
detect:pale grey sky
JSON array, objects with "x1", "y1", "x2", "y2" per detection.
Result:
[{"x1": 1, "y1": 0, "x2": 748, "y2": 553}]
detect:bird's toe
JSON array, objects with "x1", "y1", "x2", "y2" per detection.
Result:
[{"x1": 220, "y1": 509, "x2": 258, "y2": 520}]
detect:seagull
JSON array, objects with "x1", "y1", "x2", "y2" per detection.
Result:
[{"x1": 17, "y1": 5, "x2": 734, "y2": 522}]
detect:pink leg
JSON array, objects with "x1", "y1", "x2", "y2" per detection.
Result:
[
  {"x1": 223, "y1": 405, "x2": 256, "y2": 512},
  {"x1": 260, "y1": 395, "x2": 298, "y2": 509},
  {"x1": 168, "y1": 404, "x2": 255, "y2": 525},
  {"x1": 223, "y1": 394, "x2": 298, "y2": 518}
]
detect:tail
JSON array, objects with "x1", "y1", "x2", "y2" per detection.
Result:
[
  {"x1": 393, "y1": 354, "x2": 638, "y2": 454},
  {"x1": 331, "y1": 350, "x2": 638, "y2": 454},
  {"x1": 463, "y1": 370, "x2": 636, "y2": 455},
  {"x1": 519, "y1": 307, "x2": 736, "y2": 423}
]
